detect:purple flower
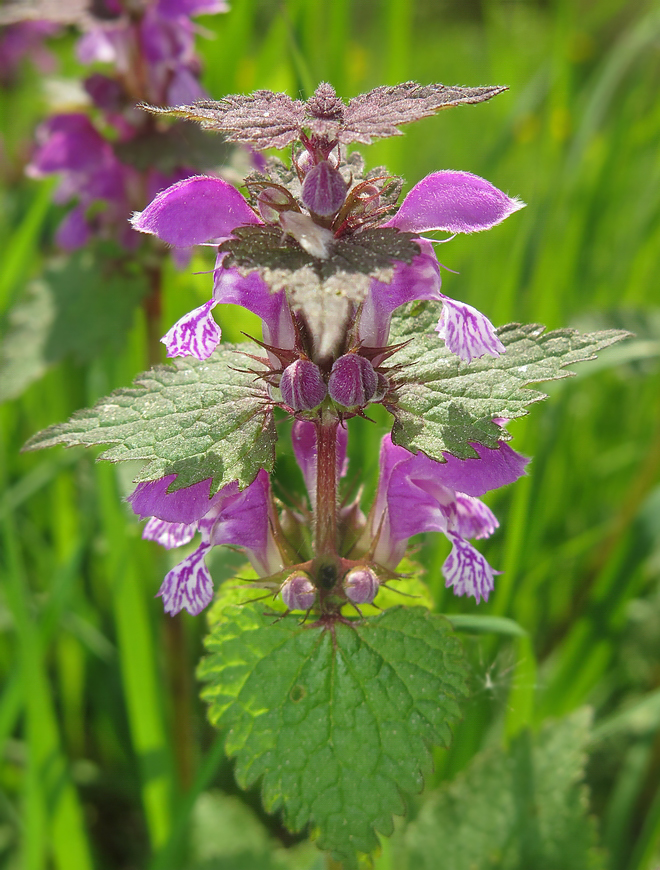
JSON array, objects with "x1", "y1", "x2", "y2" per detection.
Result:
[
  {"x1": 128, "y1": 469, "x2": 283, "y2": 616},
  {"x1": 77, "y1": 0, "x2": 227, "y2": 107},
  {"x1": 369, "y1": 435, "x2": 528, "y2": 603},
  {"x1": 358, "y1": 171, "x2": 524, "y2": 362},
  {"x1": 132, "y1": 175, "x2": 298, "y2": 359},
  {"x1": 27, "y1": 113, "x2": 138, "y2": 250},
  {"x1": 0, "y1": 22, "x2": 60, "y2": 85}
]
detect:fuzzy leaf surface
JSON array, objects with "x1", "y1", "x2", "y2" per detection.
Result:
[
  {"x1": 199, "y1": 605, "x2": 468, "y2": 868},
  {"x1": 386, "y1": 303, "x2": 630, "y2": 460},
  {"x1": 400, "y1": 709, "x2": 604, "y2": 870},
  {"x1": 0, "y1": 251, "x2": 147, "y2": 402},
  {"x1": 23, "y1": 343, "x2": 274, "y2": 494}
]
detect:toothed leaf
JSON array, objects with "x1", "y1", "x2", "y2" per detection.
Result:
[
  {"x1": 23, "y1": 343, "x2": 275, "y2": 494},
  {"x1": 199, "y1": 604, "x2": 468, "y2": 868},
  {"x1": 400, "y1": 709, "x2": 604, "y2": 870},
  {"x1": 386, "y1": 303, "x2": 631, "y2": 460}
]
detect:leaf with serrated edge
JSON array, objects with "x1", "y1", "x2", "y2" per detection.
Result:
[
  {"x1": 23, "y1": 343, "x2": 275, "y2": 494},
  {"x1": 401, "y1": 709, "x2": 604, "y2": 870},
  {"x1": 199, "y1": 604, "x2": 468, "y2": 868},
  {"x1": 386, "y1": 303, "x2": 630, "y2": 461}
]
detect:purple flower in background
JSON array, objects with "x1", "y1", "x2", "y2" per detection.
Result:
[
  {"x1": 25, "y1": 0, "x2": 228, "y2": 253},
  {"x1": 27, "y1": 113, "x2": 135, "y2": 250},
  {"x1": 0, "y1": 22, "x2": 60, "y2": 86},
  {"x1": 129, "y1": 470, "x2": 282, "y2": 616},
  {"x1": 369, "y1": 435, "x2": 528, "y2": 602},
  {"x1": 77, "y1": 0, "x2": 227, "y2": 107}
]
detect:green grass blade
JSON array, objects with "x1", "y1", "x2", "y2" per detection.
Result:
[
  {"x1": 96, "y1": 462, "x2": 173, "y2": 851},
  {"x1": 0, "y1": 178, "x2": 55, "y2": 311}
]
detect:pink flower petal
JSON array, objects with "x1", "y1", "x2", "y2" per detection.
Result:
[
  {"x1": 388, "y1": 170, "x2": 524, "y2": 235},
  {"x1": 436, "y1": 296, "x2": 504, "y2": 361},
  {"x1": 161, "y1": 299, "x2": 221, "y2": 360},
  {"x1": 128, "y1": 474, "x2": 218, "y2": 524},
  {"x1": 131, "y1": 175, "x2": 260, "y2": 247},
  {"x1": 143, "y1": 517, "x2": 197, "y2": 549},
  {"x1": 359, "y1": 239, "x2": 442, "y2": 350},
  {"x1": 157, "y1": 543, "x2": 213, "y2": 615},
  {"x1": 453, "y1": 495, "x2": 498, "y2": 540},
  {"x1": 443, "y1": 531, "x2": 500, "y2": 603}
]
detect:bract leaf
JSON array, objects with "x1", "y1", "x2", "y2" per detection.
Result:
[
  {"x1": 386, "y1": 303, "x2": 631, "y2": 460},
  {"x1": 199, "y1": 604, "x2": 468, "y2": 868},
  {"x1": 401, "y1": 708, "x2": 604, "y2": 870},
  {"x1": 23, "y1": 343, "x2": 275, "y2": 494},
  {"x1": 142, "y1": 82, "x2": 507, "y2": 150}
]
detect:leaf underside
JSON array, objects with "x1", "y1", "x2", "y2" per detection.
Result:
[
  {"x1": 23, "y1": 343, "x2": 275, "y2": 494},
  {"x1": 199, "y1": 604, "x2": 468, "y2": 868},
  {"x1": 386, "y1": 303, "x2": 631, "y2": 461},
  {"x1": 401, "y1": 708, "x2": 604, "y2": 870}
]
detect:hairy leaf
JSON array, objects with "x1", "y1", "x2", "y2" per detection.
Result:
[
  {"x1": 400, "y1": 709, "x2": 604, "y2": 870},
  {"x1": 23, "y1": 343, "x2": 275, "y2": 494},
  {"x1": 386, "y1": 303, "x2": 630, "y2": 460},
  {"x1": 141, "y1": 81, "x2": 507, "y2": 151},
  {"x1": 142, "y1": 91, "x2": 307, "y2": 151},
  {"x1": 341, "y1": 82, "x2": 508, "y2": 144},
  {"x1": 199, "y1": 604, "x2": 468, "y2": 868},
  {"x1": 0, "y1": 251, "x2": 147, "y2": 402}
]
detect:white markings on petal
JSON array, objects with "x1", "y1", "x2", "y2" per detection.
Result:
[
  {"x1": 161, "y1": 300, "x2": 221, "y2": 360},
  {"x1": 143, "y1": 517, "x2": 197, "y2": 550},
  {"x1": 157, "y1": 543, "x2": 213, "y2": 616},
  {"x1": 453, "y1": 495, "x2": 499, "y2": 540},
  {"x1": 436, "y1": 297, "x2": 504, "y2": 362},
  {"x1": 443, "y1": 531, "x2": 500, "y2": 604}
]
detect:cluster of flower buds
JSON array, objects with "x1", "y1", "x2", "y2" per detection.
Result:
[{"x1": 127, "y1": 81, "x2": 527, "y2": 618}]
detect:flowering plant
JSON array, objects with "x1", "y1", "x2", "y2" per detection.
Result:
[{"x1": 26, "y1": 80, "x2": 628, "y2": 866}]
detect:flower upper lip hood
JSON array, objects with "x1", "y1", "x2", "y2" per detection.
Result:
[
  {"x1": 386, "y1": 170, "x2": 524, "y2": 235},
  {"x1": 131, "y1": 174, "x2": 262, "y2": 247}
]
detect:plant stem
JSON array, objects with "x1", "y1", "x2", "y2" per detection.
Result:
[
  {"x1": 315, "y1": 411, "x2": 340, "y2": 557},
  {"x1": 143, "y1": 264, "x2": 164, "y2": 369}
]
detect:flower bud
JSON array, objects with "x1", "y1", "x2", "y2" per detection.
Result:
[
  {"x1": 257, "y1": 186, "x2": 295, "y2": 223},
  {"x1": 301, "y1": 160, "x2": 347, "y2": 217},
  {"x1": 351, "y1": 182, "x2": 380, "y2": 216},
  {"x1": 328, "y1": 354, "x2": 378, "y2": 408},
  {"x1": 280, "y1": 359, "x2": 327, "y2": 411},
  {"x1": 281, "y1": 571, "x2": 316, "y2": 611},
  {"x1": 344, "y1": 567, "x2": 380, "y2": 605}
]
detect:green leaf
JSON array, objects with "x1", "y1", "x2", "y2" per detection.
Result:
[
  {"x1": 400, "y1": 708, "x2": 604, "y2": 870},
  {"x1": 386, "y1": 303, "x2": 631, "y2": 460},
  {"x1": 0, "y1": 250, "x2": 148, "y2": 402},
  {"x1": 23, "y1": 343, "x2": 275, "y2": 493},
  {"x1": 199, "y1": 604, "x2": 468, "y2": 867}
]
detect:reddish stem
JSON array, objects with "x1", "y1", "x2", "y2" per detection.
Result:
[{"x1": 315, "y1": 413, "x2": 340, "y2": 558}]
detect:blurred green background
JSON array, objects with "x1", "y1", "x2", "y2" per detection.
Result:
[{"x1": 1, "y1": 0, "x2": 660, "y2": 867}]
